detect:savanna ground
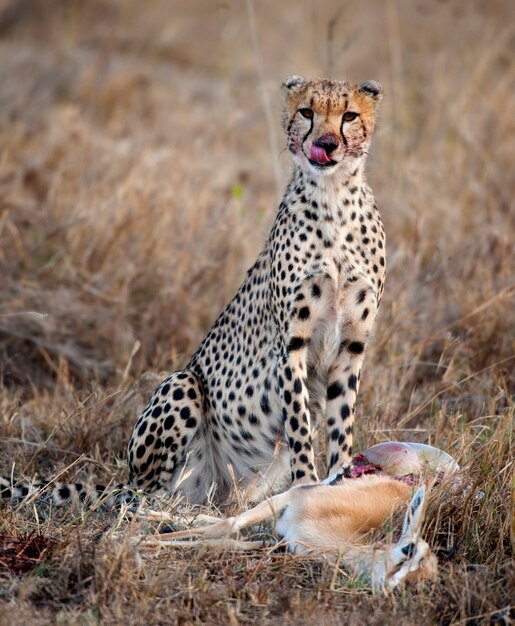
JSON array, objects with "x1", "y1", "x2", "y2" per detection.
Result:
[{"x1": 0, "y1": 0, "x2": 513, "y2": 624}]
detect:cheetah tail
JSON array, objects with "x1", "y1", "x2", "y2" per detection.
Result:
[{"x1": 0, "y1": 475, "x2": 136, "y2": 509}]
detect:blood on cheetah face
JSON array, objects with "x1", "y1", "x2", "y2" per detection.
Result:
[{"x1": 282, "y1": 75, "x2": 383, "y2": 179}]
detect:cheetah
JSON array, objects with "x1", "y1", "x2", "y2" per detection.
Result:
[{"x1": 127, "y1": 75, "x2": 386, "y2": 505}]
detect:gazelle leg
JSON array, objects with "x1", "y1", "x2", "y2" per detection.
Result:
[
  {"x1": 149, "y1": 488, "x2": 295, "y2": 541},
  {"x1": 137, "y1": 509, "x2": 222, "y2": 524},
  {"x1": 144, "y1": 538, "x2": 268, "y2": 550}
]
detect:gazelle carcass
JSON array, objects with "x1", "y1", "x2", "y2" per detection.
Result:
[{"x1": 141, "y1": 457, "x2": 444, "y2": 591}]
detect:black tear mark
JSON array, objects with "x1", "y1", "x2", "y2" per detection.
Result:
[{"x1": 301, "y1": 117, "x2": 314, "y2": 153}]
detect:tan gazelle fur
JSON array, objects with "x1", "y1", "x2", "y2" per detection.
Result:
[{"x1": 142, "y1": 475, "x2": 438, "y2": 592}]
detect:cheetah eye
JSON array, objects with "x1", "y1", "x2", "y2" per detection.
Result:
[
  {"x1": 342, "y1": 111, "x2": 359, "y2": 122},
  {"x1": 299, "y1": 108, "x2": 314, "y2": 119}
]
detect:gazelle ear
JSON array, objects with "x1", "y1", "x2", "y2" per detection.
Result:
[{"x1": 401, "y1": 485, "x2": 427, "y2": 539}]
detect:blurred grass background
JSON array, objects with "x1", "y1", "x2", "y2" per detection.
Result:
[{"x1": 0, "y1": 1, "x2": 513, "y2": 623}]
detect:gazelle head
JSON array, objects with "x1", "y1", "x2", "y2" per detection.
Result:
[{"x1": 376, "y1": 485, "x2": 438, "y2": 590}]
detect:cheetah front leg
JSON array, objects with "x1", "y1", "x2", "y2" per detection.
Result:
[
  {"x1": 324, "y1": 280, "x2": 378, "y2": 482},
  {"x1": 281, "y1": 343, "x2": 319, "y2": 486},
  {"x1": 280, "y1": 278, "x2": 333, "y2": 486}
]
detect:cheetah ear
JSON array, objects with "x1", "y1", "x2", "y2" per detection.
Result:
[
  {"x1": 358, "y1": 80, "x2": 383, "y2": 101},
  {"x1": 282, "y1": 75, "x2": 307, "y2": 92}
]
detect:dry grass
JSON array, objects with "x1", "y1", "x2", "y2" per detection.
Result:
[{"x1": 0, "y1": 0, "x2": 513, "y2": 623}]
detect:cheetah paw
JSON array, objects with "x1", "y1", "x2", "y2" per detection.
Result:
[{"x1": 322, "y1": 466, "x2": 352, "y2": 485}]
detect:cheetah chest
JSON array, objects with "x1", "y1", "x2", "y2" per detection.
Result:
[{"x1": 302, "y1": 257, "x2": 378, "y2": 417}]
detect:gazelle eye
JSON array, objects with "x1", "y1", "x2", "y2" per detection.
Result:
[
  {"x1": 342, "y1": 111, "x2": 358, "y2": 122},
  {"x1": 401, "y1": 543, "x2": 416, "y2": 558},
  {"x1": 299, "y1": 108, "x2": 314, "y2": 119}
]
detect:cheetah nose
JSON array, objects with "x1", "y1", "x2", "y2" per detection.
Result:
[
  {"x1": 314, "y1": 133, "x2": 339, "y2": 156},
  {"x1": 310, "y1": 133, "x2": 340, "y2": 164}
]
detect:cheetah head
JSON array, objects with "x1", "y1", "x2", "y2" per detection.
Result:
[{"x1": 281, "y1": 76, "x2": 383, "y2": 179}]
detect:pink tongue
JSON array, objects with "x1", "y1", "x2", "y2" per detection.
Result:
[{"x1": 310, "y1": 144, "x2": 331, "y2": 164}]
